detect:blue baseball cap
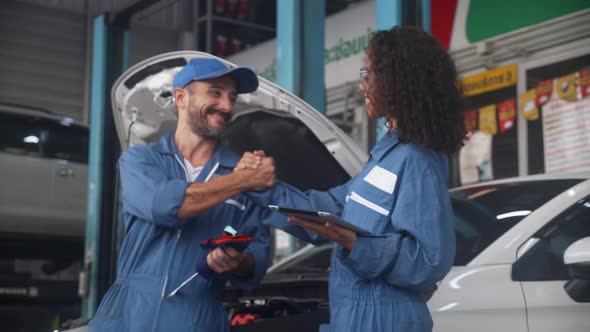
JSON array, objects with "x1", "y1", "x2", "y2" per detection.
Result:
[{"x1": 173, "y1": 58, "x2": 259, "y2": 94}]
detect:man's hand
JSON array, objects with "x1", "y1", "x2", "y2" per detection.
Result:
[
  {"x1": 288, "y1": 216, "x2": 357, "y2": 250},
  {"x1": 234, "y1": 150, "x2": 265, "y2": 171},
  {"x1": 207, "y1": 247, "x2": 254, "y2": 276},
  {"x1": 248, "y1": 157, "x2": 276, "y2": 190},
  {"x1": 235, "y1": 150, "x2": 276, "y2": 191}
]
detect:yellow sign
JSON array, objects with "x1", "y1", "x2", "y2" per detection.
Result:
[
  {"x1": 462, "y1": 64, "x2": 517, "y2": 97},
  {"x1": 555, "y1": 72, "x2": 578, "y2": 102},
  {"x1": 519, "y1": 89, "x2": 539, "y2": 121},
  {"x1": 479, "y1": 104, "x2": 497, "y2": 135}
]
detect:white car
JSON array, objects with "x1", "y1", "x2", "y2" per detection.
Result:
[
  {"x1": 102, "y1": 51, "x2": 590, "y2": 332},
  {"x1": 431, "y1": 175, "x2": 590, "y2": 332},
  {"x1": 0, "y1": 102, "x2": 89, "y2": 238}
]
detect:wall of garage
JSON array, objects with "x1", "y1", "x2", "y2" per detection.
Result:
[
  {"x1": 0, "y1": 0, "x2": 187, "y2": 123},
  {"x1": 0, "y1": 1, "x2": 88, "y2": 121}
]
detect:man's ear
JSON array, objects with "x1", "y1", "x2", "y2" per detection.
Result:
[{"x1": 173, "y1": 87, "x2": 187, "y2": 108}]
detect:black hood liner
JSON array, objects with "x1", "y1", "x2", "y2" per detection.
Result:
[{"x1": 222, "y1": 111, "x2": 350, "y2": 191}]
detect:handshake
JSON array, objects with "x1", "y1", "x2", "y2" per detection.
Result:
[{"x1": 234, "y1": 150, "x2": 277, "y2": 191}]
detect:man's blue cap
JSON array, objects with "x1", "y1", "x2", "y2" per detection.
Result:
[{"x1": 173, "y1": 58, "x2": 259, "y2": 94}]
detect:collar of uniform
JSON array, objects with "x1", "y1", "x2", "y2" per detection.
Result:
[
  {"x1": 152, "y1": 132, "x2": 180, "y2": 155},
  {"x1": 211, "y1": 142, "x2": 240, "y2": 168},
  {"x1": 152, "y1": 132, "x2": 239, "y2": 168},
  {"x1": 369, "y1": 128, "x2": 400, "y2": 161}
]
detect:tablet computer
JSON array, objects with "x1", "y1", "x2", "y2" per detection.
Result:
[{"x1": 268, "y1": 205, "x2": 383, "y2": 237}]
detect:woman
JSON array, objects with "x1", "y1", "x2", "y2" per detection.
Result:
[{"x1": 242, "y1": 26, "x2": 465, "y2": 331}]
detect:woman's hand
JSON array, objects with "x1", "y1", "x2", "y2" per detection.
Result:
[{"x1": 288, "y1": 216, "x2": 357, "y2": 250}]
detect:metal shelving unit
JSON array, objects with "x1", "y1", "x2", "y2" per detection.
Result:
[{"x1": 193, "y1": 0, "x2": 276, "y2": 56}]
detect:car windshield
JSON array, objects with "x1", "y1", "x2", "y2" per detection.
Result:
[
  {"x1": 269, "y1": 178, "x2": 585, "y2": 273},
  {"x1": 451, "y1": 179, "x2": 583, "y2": 265}
]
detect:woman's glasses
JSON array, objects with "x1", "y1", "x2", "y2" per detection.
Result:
[{"x1": 360, "y1": 68, "x2": 368, "y2": 81}]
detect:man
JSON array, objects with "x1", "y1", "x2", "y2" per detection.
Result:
[{"x1": 89, "y1": 57, "x2": 276, "y2": 332}]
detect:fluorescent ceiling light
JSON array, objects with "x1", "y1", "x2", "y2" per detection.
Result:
[{"x1": 23, "y1": 135, "x2": 39, "y2": 144}]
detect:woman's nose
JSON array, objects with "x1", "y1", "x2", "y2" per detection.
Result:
[{"x1": 359, "y1": 81, "x2": 367, "y2": 94}]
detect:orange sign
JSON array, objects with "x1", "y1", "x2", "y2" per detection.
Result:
[
  {"x1": 579, "y1": 66, "x2": 590, "y2": 99},
  {"x1": 498, "y1": 98, "x2": 516, "y2": 133},
  {"x1": 464, "y1": 109, "x2": 478, "y2": 132}
]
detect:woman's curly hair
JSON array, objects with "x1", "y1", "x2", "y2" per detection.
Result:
[{"x1": 366, "y1": 26, "x2": 465, "y2": 155}]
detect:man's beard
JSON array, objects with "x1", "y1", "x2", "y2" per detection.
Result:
[{"x1": 187, "y1": 106, "x2": 231, "y2": 140}]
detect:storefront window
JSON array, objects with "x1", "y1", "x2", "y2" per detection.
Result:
[{"x1": 525, "y1": 54, "x2": 590, "y2": 174}]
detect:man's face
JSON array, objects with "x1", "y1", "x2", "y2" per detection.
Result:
[{"x1": 182, "y1": 75, "x2": 238, "y2": 139}]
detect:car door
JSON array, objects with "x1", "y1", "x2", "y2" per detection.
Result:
[
  {"x1": 511, "y1": 192, "x2": 590, "y2": 332},
  {"x1": 110, "y1": 51, "x2": 367, "y2": 189},
  {"x1": 43, "y1": 121, "x2": 89, "y2": 237},
  {"x1": 430, "y1": 264, "x2": 528, "y2": 332},
  {"x1": 430, "y1": 194, "x2": 529, "y2": 332},
  {"x1": 0, "y1": 110, "x2": 52, "y2": 235}
]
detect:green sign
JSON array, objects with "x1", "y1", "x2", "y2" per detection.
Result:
[{"x1": 467, "y1": 0, "x2": 590, "y2": 42}]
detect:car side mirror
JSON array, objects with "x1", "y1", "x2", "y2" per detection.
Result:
[{"x1": 563, "y1": 237, "x2": 590, "y2": 303}]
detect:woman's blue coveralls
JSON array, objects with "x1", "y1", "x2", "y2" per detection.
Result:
[
  {"x1": 248, "y1": 130, "x2": 455, "y2": 331},
  {"x1": 89, "y1": 133, "x2": 272, "y2": 332}
]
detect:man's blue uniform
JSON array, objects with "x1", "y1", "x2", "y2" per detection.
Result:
[
  {"x1": 248, "y1": 129, "x2": 455, "y2": 331},
  {"x1": 89, "y1": 133, "x2": 271, "y2": 332}
]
